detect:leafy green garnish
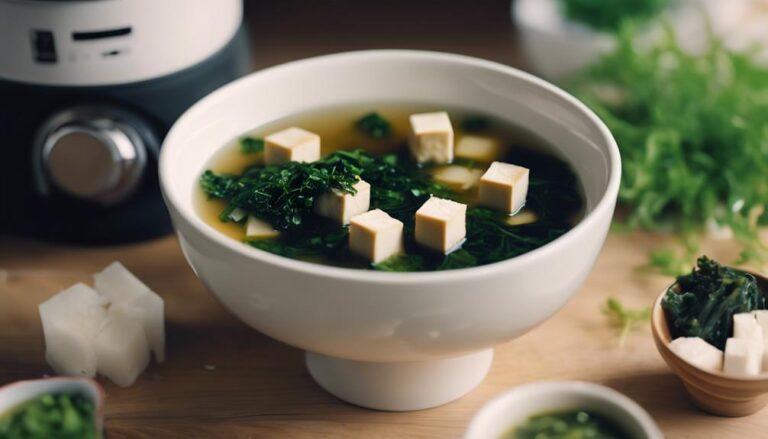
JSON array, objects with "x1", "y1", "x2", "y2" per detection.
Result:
[
  {"x1": 355, "y1": 112, "x2": 392, "y2": 139},
  {"x1": 0, "y1": 392, "x2": 97, "y2": 439},
  {"x1": 373, "y1": 254, "x2": 426, "y2": 272},
  {"x1": 511, "y1": 409, "x2": 628, "y2": 439},
  {"x1": 239, "y1": 136, "x2": 264, "y2": 154},
  {"x1": 570, "y1": 26, "x2": 768, "y2": 270},
  {"x1": 602, "y1": 297, "x2": 650, "y2": 347},
  {"x1": 662, "y1": 256, "x2": 766, "y2": 350},
  {"x1": 559, "y1": 0, "x2": 669, "y2": 32}
]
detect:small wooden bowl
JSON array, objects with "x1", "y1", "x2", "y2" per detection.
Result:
[{"x1": 651, "y1": 273, "x2": 768, "y2": 417}]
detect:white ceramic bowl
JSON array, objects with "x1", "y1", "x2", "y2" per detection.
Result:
[
  {"x1": 159, "y1": 50, "x2": 621, "y2": 411},
  {"x1": 465, "y1": 381, "x2": 663, "y2": 439},
  {"x1": 0, "y1": 378, "x2": 104, "y2": 436}
]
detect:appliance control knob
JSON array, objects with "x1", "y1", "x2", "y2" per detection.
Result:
[{"x1": 34, "y1": 107, "x2": 153, "y2": 205}]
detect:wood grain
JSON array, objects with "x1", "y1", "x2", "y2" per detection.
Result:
[{"x1": 1, "y1": 231, "x2": 765, "y2": 438}]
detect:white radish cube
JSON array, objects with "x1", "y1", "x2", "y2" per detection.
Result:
[
  {"x1": 349, "y1": 209, "x2": 404, "y2": 263},
  {"x1": 753, "y1": 310, "x2": 768, "y2": 369},
  {"x1": 264, "y1": 127, "x2": 320, "y2": 165},
  {"x1": 478, "y1": 161, "x2": 530, "y2": 214},
  {"x1": 724, "y1": 337, "x2": 762, "y2": 376},
  {"x1": 432, "y1": 166, "x2": 484, "y2": 190},
  {"x1": 505, "y1": 209, "x2": 538, "y2": 226},
  {"x1": 94, "y1": 261, "x2": 150, "y2": 303},
  {"x1": 39, "y1": 283, "x2": 108, "y2": 377},
  {"x1": 408, "y1": 112, "x2": 454, "y2": 164},
  {"x1": 455, "y1": 135, "x2": 502, "y2": 162},
  {"x1": 733, "y1": 312, "x2": 762, "y2": 341},
  {"x1": 669, "y1": 337, "x2": 723, "y2": 373},
  {"x1": 415, "y1": 197, "x2": 467, "y2": 253},
  {"x1": 95, "y1": 313, "x2": 150, "y2": 387},
  {"x1": 314, "y1": 179, "x2": 371, "y2": 224},
  {"x1": 109, "y1": 293, "x2": 166, "y2": 363},
  {"x1": 245, "y1": 216, "x2": 279, "y2": 239}
]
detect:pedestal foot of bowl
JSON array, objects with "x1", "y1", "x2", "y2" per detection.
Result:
[{"x1": 305, "y1": 349, "x2": 494, "y2": 411}]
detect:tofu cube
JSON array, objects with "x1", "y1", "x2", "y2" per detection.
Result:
[
  {"x1": 94, "y1": 261, "x2": 150, "y2": 303},
  {"x1": 432, "y1": 166, "x2": 484, "y2": 190},
  {"x1": 264, "y1": 127, "x2": 320, "y2": 165},
  {"x1": 245, "y1": 216, "x2": 280, "y2": 239},
  {"x1": 455, "y1": 135, "x2": 502, "y2": 162},
  {"x1": 724, "y1": 337, "x2": 763, "y2": 376},
  {"x1": 505, "y1": 209, "x2": 538, "y2": 226},
  {"x1": 753, "y1": 310, "x2": 768, "y2": 369},
  {"x1": 349, "y1": 209, "x2": 404, "y2": 263},
  {"x1": 408, "y1": 112, "x2": 454, "y2": 164},
  {"x1": 109, "y1": 293, "x2": 166, "y2": 363},
  {"x1": 478, "y1": 161, "x2": 530, "y2": 214},
  {"x1": 314, "y1": 179, "x2": 371, "y2": 224},
  {"x1": 669, "y1": 337, "x2": 723, "y2": 373},
  {"x1": 39, "y1": 283, "x2": 108, "y2": 377},
  {"x1": 415, "y1": 197, "x2": 467, "y2": 253},
  {"x1": 95, "y1": 312, "x2": 150, "y2": 387},
  {"x1": 734, "y1": 312, "x2": 762, "y2": 341}
]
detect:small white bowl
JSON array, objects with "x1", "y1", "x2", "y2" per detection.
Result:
[
  {"x1": 465, "y1": 381, "x2": 663, "y2": 439},
  {"x1": 160, "y1": 50, "x2": 621, "y2": 411},
  {"x1": 0, "y1": 377, "x2": 105, "y2": 436}
]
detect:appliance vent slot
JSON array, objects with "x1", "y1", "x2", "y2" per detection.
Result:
[{"x1": 73, "y1": 27, "x2": 132, "y2": 41}]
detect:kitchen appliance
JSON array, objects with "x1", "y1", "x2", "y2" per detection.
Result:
[{"x1": 0, "y1": 0, "x2": 249, "y2": 243}]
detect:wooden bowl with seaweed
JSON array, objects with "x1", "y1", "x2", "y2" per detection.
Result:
[{"x1": 651, "y1": 257, "x2": 768, "y2": 417}]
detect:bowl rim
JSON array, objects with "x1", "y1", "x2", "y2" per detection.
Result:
[
  {"x1": 159, "y1": 49, "x2": 621, "y2": 284},
  {"x1": 464, "y1": 380, "x2": 663, "y2": 439},
  {"x1": 652, "y1": 275, "x2": 768, "y2": 381}
]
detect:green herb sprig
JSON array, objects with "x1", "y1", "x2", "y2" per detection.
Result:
[
  {"x1": 355, "y1": 112, "x2": 392, "y2": 139},
  {"x1": 559, "y1": 0, "x2": 669, "y2": 33},
  {"x1": 602, "y1": 297, "x2": 650, "y2": 347},
  {"x1": 239, "y1": 136, "x2": 264, "y2": 154}
]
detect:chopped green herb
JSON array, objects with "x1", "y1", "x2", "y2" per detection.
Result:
[
  {"x1": 570, "y1": 26, "x2": 768, "y2": 270},
  {"x1": 0, "y1": 392, "x2": 97, "y2": 439},
  {"x1": 662, "y1": 256, "x2": 767, "y2": 350},
  {"x1": 507, "y1": 409, "x2": 628, "y2": 439},
  {"x1": 355, "y1": 112, "x2": 392, "y2": 139},
  {"x1": 559, "y1": 0, "x2": 669, "y2": 32},
  {"x1": 239, "y1": 136, "x2": 265, "y2": 154},
  {"x1": 373, "y1": 254, "x2": 426, "y2": 272},
  {"x1": 602, "y1": 297, "x2": 650, "y2": 347}
]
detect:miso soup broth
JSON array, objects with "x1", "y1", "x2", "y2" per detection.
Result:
[{"x1": 196, "y1": 104, "x2": 584, "y2": 271}]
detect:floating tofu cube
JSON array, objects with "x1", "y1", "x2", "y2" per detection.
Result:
[
  {"x1": 505, "y1": 209, "x2": 538, "y2": 226},
  {"x1": 94, "y1": 262, "x2": 166, "y2": 362},
  {"x1": 415, "y1": 197, "x2": 467, "y2": 253},
  {"x1": 39, "y1": 283, "x2": 108, "y2": 377},
  {"x1": 314, "y1": 179, "x2": 371, "y2": 224},
  {"x1": 245, "y1": 216, "x2": 280, "y2": 239},
  {"x1": 734, "y1": 312, "x2": 763, "y2": 341},
  {"x1": 455, "y1": 135, "x2": 502, "y2": 162},
  {"x1": 349, "y1": 209, "x2": 404, "y2": 263},
  {"x1": 724, "y1": 337, "x2": 763, "y2": 376},
  {"x1": 264, "y1": 127, "x2": 320, "y2": 165},
  {"x1": 669, "y1": 337, "x2": 723, "y2": 373},
  {"x1": 432, "y1": 166, "x2": 484, "y2": 190},
  {"x1": 109, "y1": 293, "x2": 166, "y2": 363},
  {"x1": 95, "y1": 313, "x2": 150, "y2": 387},
  {"x1": 478, "y1": 161, "x2": 530, "y2": 214},
  {"x1": 408, "y1": 112, "x2": 454, "y2": 164}
]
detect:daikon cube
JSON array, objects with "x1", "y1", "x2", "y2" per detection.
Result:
[
  {"x1": 753, "y1": 310, "x2": 768, "y2": 369},
  {"x1": 455, "y1": 135, "x2": 502, "y2": 162},
  {"x1": 264, "y1": 127, "x2": 320, "y2": 165},
  {"x1": 109, "y1": 293, "x2": 166, "y2": 363},
  {"x1": 478, "y1": 161, "x2": 530, "y2": 214},
  {"x1": 724, "y1": 337, "x2": 762, "y2": 376},
  {"x1": 349, "y1": 209, "x2": 404, "y2": 263},
  {"x1": 39, "y1": 283, "x2": 108, "y2": 377},
  {"x1": 94, "y1": 262, "x2": 150, "y2": 303},
  {"x1": 95, "y1": 313, "x2": 150, "y2": 387},
  {"x1": 432, "y1": 166, "x2": 484, "y2": 190},
  {"x1": 415, "y1": 197, "x2": 467, "y2": 253},
  {"x1": 314, "y1": 179, "x2": 371, "y2": 224},
  {"x1": 245, "y1": 216, "x2": 279, "y2": 239},
  {"x1": 408, "y1": 112, "x2": 454, "y2": 164},
  {"x1": 733, "y1": 312, "x2": 762, "y2": 341},
  {"x1": 669, "y1": 337, "x2": 723, "y2": 372}
]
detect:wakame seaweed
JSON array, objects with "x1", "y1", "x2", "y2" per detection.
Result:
[
  {"x1": 662, "y1": 256, "x2": 767, "y2": 350},
  {"x1": 200, "y1": 143, "x2": 583, "y2": 271}
]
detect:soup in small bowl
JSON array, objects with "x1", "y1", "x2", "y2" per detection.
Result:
[{"x1": 159, "y1": 50, "x2": 620, "y2": 411}]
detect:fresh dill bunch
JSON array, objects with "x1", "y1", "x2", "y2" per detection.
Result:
[
  {"x1": 570, "y1": 25, "x2": 768, "y2": 271},
  {"x1": 559, "y1": 0, "x2": 669, "y2": 33},
  {"x1": 602, "y1": 297, "x2": 650, "y2": 347}
]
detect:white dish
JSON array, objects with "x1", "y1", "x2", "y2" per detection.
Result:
[
  {"x1": 159, "y1": 50, "x2": 620, "y2": 411},
  {"x1": 0, "y1": 377, "x2": 104, "y2": 436},
  {"x1": 465, "y1": 381, "x2": 663, "y2": 439}
]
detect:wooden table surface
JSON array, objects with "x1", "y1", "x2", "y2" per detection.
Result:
[{"x1": 2, "y1": 1, "x2": 766, "y2": 437}]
